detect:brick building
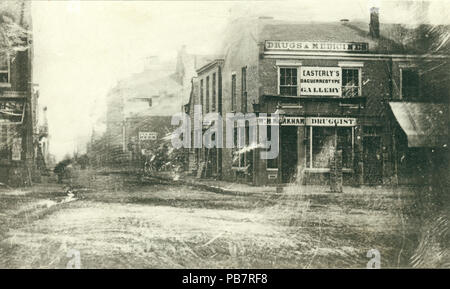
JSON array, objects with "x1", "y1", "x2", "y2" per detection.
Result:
[
  {"x1": 0, "y1": 1, "x2": 39, "y2": 186},
  {"x1": 101, "y1": 46, "x2": 217, "y2": 168},
  {"x1": 186, "y1": 10, "x2": 449, "y2": 186},
  {"x1": 184, "y1": 59, "x2": 223, "y2": 177}
]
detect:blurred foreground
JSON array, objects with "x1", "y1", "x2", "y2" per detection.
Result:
[{"x1": 0, "y1": 168, "x2": 448, "y2": 268}]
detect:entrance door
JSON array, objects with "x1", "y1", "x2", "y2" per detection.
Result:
[
  {"x1": 363, "y1": 136, "x2": 383, "y2": 184},
  {"x1": 281, "y1": 126, "x2": 298, "y2": 183}
]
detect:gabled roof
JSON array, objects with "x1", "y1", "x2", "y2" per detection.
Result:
[
  {"x1": 347, "y1": 21, "x2": 450, "y2": 54},
  {"x1": 257, "y1": 20, "x2": 405, "y2": 54},
  {"x1": 221, "y1": 17, "x2": 450, "y2": 55},
  {"x1": 196, "y1": 58, "x2": 224, "y2": 75}
]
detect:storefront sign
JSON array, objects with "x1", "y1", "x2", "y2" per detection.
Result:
[
  {"x1": 139, "y1": 131, "x2": 157, "y2": 141},
  {"x1": 12, "y1": 138, "x2": 21, "y2": 161},
  {"x1": 300, "y1": 67, "x2": 341, "y2": 96},
  {"x1": 265, "y1": 41, "x2": 369, "y2": 52},
  {"x1": 258, "y1": 116, "x2": 356, "y2": 126},
  {"x1": 307, "y1": 117, "x2": 356, "y2": 126}
]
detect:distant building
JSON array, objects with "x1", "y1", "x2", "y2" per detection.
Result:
[
  {"x1": 101, "y1": 46, "x2": 218, "y2": 167},
  {"x1": 0, "y1": 1, "x2": 40, "y2": 186},
  {"x1": 184, "y1": 59, "x2": 224, "y2": 177},
  {"x1": 185, "y1": 10, "x2": 449, "y2": 186}
]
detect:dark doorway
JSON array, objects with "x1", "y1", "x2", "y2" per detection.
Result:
[
  {"x1": 280, "y1": 126, "x2": 298, "y2": 183},
  {"x1": 363, "y1": 136, "x2": 383, "y2": 184}
]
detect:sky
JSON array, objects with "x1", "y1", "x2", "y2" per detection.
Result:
[{"x1": 31, "y1": 0, "x2": 449, "y2": 161}]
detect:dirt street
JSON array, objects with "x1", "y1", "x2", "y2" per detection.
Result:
[{"x1": 0, "y1": 170, "x2": 443, "y2": 268}]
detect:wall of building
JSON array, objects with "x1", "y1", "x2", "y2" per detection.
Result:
[
  {"x1": 0, "y1": 1, "x2": 34, "y2": 186},
  {"x1": 218, "y1": 20, "x2": 261, "y2": 183}
]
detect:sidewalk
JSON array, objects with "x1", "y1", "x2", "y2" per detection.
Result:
[
  {"x1": 144, "y1": 171, "x2": 416, "y2": 197},
  {"x1": 143, "y1": 172, "x2": 274, "y2": 196}
]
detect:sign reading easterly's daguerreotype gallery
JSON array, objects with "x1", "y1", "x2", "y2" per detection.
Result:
[
  {"x1": 300, "y1": 67, "x2": 341, "y2": 96},
  {"x1": 265, "y1": 40, "x2": 369, "y2": 52}
]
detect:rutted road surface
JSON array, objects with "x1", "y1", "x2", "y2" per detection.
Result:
[{"x1": 0, "y1": 169, "x2": 436, "y2": 268}]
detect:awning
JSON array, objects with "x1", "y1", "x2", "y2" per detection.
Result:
[{"x1": 389, "y1": 102, "x2": 448, "y2": 148}]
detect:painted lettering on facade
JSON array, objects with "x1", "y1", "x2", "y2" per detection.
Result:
[
  {"x1": 300, "y1": 67, "x2": 342, "y2": 96},
  {"x1": 258, "y1": 117, "x2": 357, "y2": 126},
  {"x1": 265, "y1": 41, "x2": 369, "y2": 52}
]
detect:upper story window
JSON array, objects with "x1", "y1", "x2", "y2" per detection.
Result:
[
  {"x1": 200, "y1": 79, "x2": 204, "y2": 108},
  {"x1": 212, "y1": 73, "x2": 216, "y2": 112},
  {"x1": 241, "y1": 67, "x2": 247, "y2": 112},
  {"x1": 206, "y1": 76, "x2": 210, "y2": 113},
  {"x1": 231, "y1": 73, "x2": 237, "y2": 111},
  {"x1": 279, "y1": 67, "x2": 298, "y2": 96},
  {"x1": 342, "y1": 68, "x2": 361, "y2": 98},
  {"x1": 401, "y1": 68, "x2": 420, "y2": 99},
  {"x1": 0, "y1": 55, "x2": 10, "y2": 86}
]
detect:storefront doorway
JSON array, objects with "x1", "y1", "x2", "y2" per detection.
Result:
[
  {"x1": 363, "y1": 136, "x2": 383, "y2": 184},
  {"x1": 280, "y1": 126, "x2": 298, "y2": 183}
]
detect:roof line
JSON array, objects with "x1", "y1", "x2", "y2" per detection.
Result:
[
  {"x1": 264, "y1": 51, "x2": 450, "y2": 59},
  {"x1": 196, "y1": 59, "x2": 224, "y2": 75}
]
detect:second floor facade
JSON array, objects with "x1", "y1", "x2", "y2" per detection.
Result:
[{"x1": 193, "y1": 17, "x2": 450, "y2": 121}]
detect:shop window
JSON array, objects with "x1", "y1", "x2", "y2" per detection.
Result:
[
  {"x1": 266, "y1": 125, "x2": 278, "y2": 169},
  {"x1": 306, "y1": 127, "x2": 354, "y2": 169},
  {"x1": 342, "y1": 68, "x2": 361, "y2": 97},
  {"x1": 206, "y1": 76, "x2": 210, "y2": 113},
  {"x1": 241, "y1": 67, "x2": 247, "y2": 112},
  {"x1": 401, "y1": 69, "x2": 420, "y2": 99},
  {"x1": 279, "y1": 67, "x2": 298, "y2": 96},
  {"x1": 0, "y1": 55, "x2": 10, "y2": 85},
  {"x1": 312, "y1": 127, "x2": 335, "y2": 168},
  {"x1": 231, "y1": 74, "x2": 237, "y2": 111},
  {"x1": 212, "y1": 73, "x2": 216, "y2": 112}
]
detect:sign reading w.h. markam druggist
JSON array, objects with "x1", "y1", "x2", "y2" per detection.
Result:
[{"x1": 265, "y1": 41, "x2": 369, "y2": 52}]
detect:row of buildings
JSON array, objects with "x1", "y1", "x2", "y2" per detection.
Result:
[
  {"x1": 88, "y1": 46, "x2": 219, "y2": 169},
  {"x1": 183, "y1": 8, "x2": 449, "y2": 186},
  {"x1": 0, "y1": 1, "x2": 50, "y2": 186},
  {"x1": 95, "y1": 7, "x2": 448, "y2": 187}
]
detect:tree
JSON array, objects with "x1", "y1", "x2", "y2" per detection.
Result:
[{"x1": 0, "y1": 1, "x2": 31, "y2": 57}]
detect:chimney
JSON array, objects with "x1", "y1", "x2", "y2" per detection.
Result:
[{"x1": 369, "y1": 7, "x2": 380, "y2": 38}]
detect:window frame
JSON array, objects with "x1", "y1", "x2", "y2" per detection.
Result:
[
  {"x1": 400, "y1": 67, "x2": 420, "y2": 99},
  {"x1": 241, "y1": 66, "x2": 247, "y2": 112},
  {"x1": 200, "y1": 79, "x2": 204, "y2": 110},
  {"x1": 231, "y1": 72, "x2": 237, "y2": 112},
  {"x1": 341, "y1": 67, "x2": 362, "y2": 98},
  {"x1": 278, "y1": 66, "x2": 299, "y2": 97},
  {"x1": 206, "y1": 76, "x2": 210, "y2": 113},
  {"x1": 0, "y1": 54, "x2": 11, "y2": 87},
  {"x1": 212, "y1": 72, "x2": 216, "y2": 112}
]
